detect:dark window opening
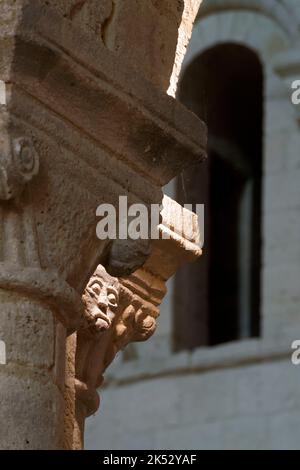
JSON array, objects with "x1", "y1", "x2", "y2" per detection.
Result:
[{"x1": 174, "y1": 43, "x2": 263, "y2": 351}]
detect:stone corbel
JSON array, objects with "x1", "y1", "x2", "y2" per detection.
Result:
[
  {"x1": 71, "y1": 196, "x2": 202, "y2": 449},
  {"x1": 71, "y1": 264, "x2": 159, "y2": 448}
]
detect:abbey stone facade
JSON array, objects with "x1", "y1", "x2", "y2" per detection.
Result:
[{"x1": 86, "y1": 0, "x2": 300, "y2": 450}]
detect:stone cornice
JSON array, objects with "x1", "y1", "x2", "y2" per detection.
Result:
[
  {"x1": 0, "y1": 2, "x2": 207, "y2": 188},
  {"x1": 0, "y1": 3, "x2": 206, "y2": 291}
]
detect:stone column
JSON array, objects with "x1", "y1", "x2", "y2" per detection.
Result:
[
  {"x1": 0, "y1": 1, "x2": 206, "y2": 449},
  {"x1": 0, "y1": 129, "x2": 83, "y2": 449}
]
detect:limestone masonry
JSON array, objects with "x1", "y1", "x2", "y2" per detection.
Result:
[{"x1": 0, "y1": 0, "x2": 204, "y2": 449}]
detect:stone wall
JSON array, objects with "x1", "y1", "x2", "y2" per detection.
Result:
[{"x1": 87, "y1": 356, "x2": 300, "y2": 450}]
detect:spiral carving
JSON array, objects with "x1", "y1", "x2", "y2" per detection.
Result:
[
  {"x1": 12, "y1": 137, "x2": 39, "y2": 182},
  {"x1": 0, "y1": 137, "x2": 39, "y2": 200}
]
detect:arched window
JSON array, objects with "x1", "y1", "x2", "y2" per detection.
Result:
[{"x1": 174, "y1": 43, "x2": 263, "y2": 350}]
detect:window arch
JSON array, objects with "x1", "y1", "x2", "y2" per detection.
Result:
[{"x1": 174, "y1": 43, "x2": 263, "y2": 350}]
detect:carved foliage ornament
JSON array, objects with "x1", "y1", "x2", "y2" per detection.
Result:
[
  {"x1": 0, "y1": 136, "x2": 39, "y2": 200},
  {"x1": 113, "y1": 289, "x2": 157, "y2": 350}
]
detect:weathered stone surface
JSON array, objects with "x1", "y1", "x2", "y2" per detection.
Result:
[
  {"x1": 99, "y1": 0, "x2": 184, "y2": 91},
  {"x1": 49, "y1": 1, "x2": 113, "y2": 36},
  {"x1": 0, "y1": 292, "x2": 65, "y2": 449},
  {"x1": 0, "y1": 370, "x2": 64, "y2": 449},
  {"x1": 0, "y1": 0, "x2": 205, "y2": 450},
  {"x1": 0, "y1": 290, "x2": 54, "y2": 368},
  {"x1": 0, "y1": 0, "x2": 206, "y2": 285},
  {"x1": 47, "y1": 0, "x2": 187, "y2": 92}
]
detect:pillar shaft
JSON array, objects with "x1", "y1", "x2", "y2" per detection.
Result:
[{"x1": 0, "y1": 291, "x2": 65, "y2": 449}]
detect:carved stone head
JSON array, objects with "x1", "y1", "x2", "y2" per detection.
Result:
[{"x1": 82, "y1": 265, "x2": 119, "y2": 337}]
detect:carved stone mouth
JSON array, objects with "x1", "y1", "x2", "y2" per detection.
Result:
[{"x1": 94, "y1": 309, "x2": 111, "y2": 331}]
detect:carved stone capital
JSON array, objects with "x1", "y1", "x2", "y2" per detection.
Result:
[
  {"x1": 76, "y1": 265, "x2": 161, "y2": 402},
  {"x1": 72, "y1": 262, "x2": 160, "y2": 448}
]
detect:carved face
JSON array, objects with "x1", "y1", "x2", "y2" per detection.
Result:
[{"x1": 83, "y1": 266, "x2": 119, "y2": 335}]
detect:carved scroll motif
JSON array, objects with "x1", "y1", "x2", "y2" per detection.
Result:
[{"x1": 0, "y1": 136, "x2": 39, "y2": 201}]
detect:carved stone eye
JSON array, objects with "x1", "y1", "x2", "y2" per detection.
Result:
[
  {"x1": 107, "y1": 292, "x2": 117, "y2": 306},
  {"x1": 90, "y1": 282, "x2": 102, "y2": 296}
]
